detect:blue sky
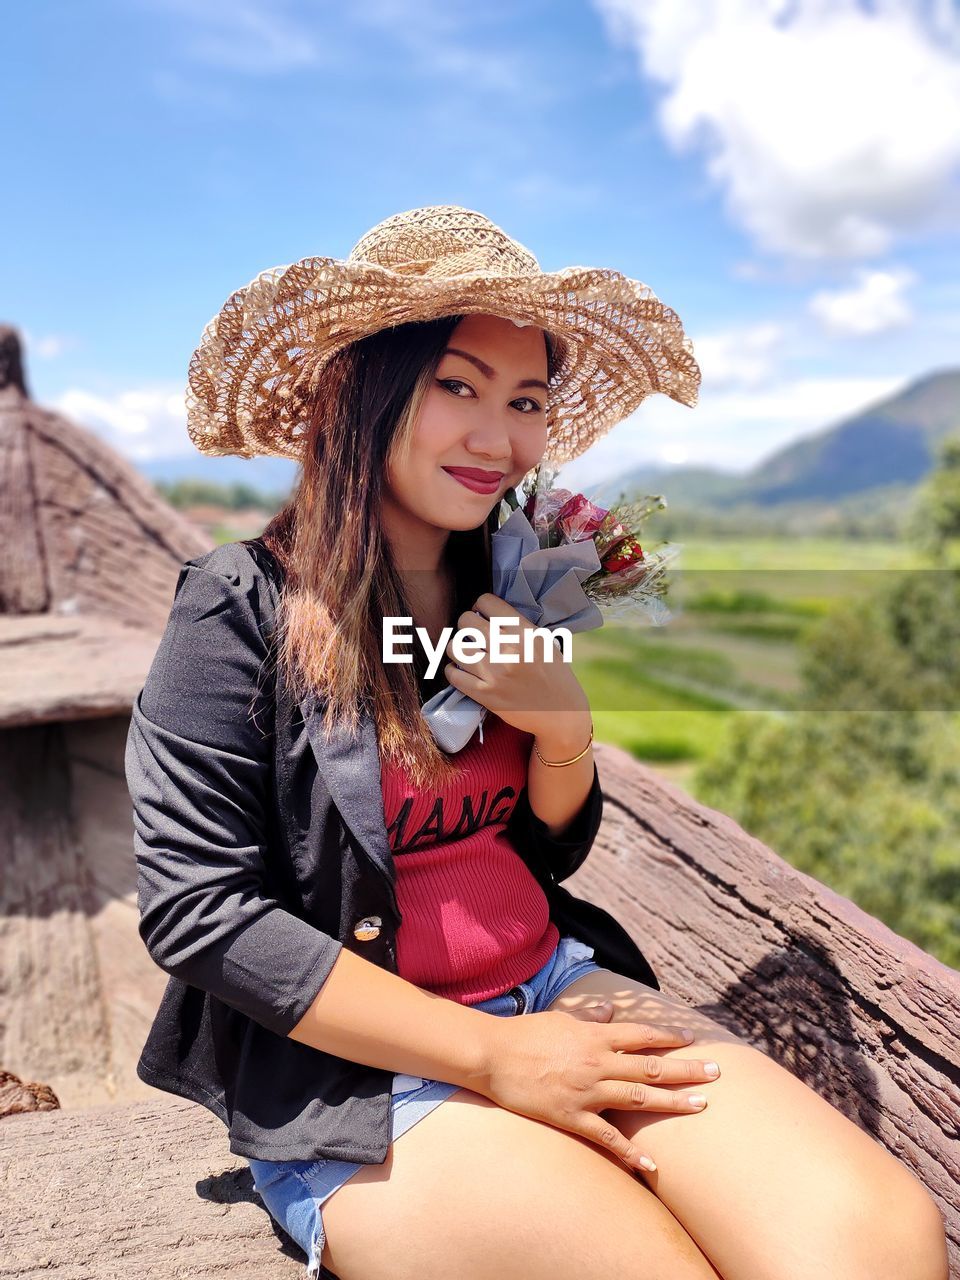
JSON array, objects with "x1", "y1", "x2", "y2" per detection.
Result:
[{"x1": 6, "y1": 0, "x2": 960, "y2": 492}]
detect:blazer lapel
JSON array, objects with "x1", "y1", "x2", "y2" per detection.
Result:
[
  {"x1": 298, "y1": 690, "x2": 397, "y2": 893},
  {"x1": 244, "y1": 537, "x2": 397, "y2": 895}
]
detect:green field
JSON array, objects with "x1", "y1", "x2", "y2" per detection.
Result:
[
  {"x1": 573, "y1": 537, "x2": 925, "y2": 795},
  {"x1": 216, "y1": 526, "x2": 925, "y2": 799},
  {"x1": 667, "y1": 536, "x2": 923, "y2": 571}
]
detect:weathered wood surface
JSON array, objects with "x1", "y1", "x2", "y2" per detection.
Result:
[
  {"x1": 63, "y1": 716, "x2": 169, "y2": 1105},
  {"x1": 0, "y1": 718, "x2": 166, "y2": 1110},
  {"x1": 0, "y1": 614, "x2": 171, "y2": 728},
  {"x1": 0, "y1": 1097, "x2": 296, "y2": 1279},
  {"x1": 0, "y1": 727, "x2": 114, "y2": 1105},
  {"x1": 0, "y1": 724, "x2": 115, "y2": 1110},
  {"x1": 2, "y1": 740, "x2": 957, "y2": 1277},
  {"x1": 581, "y1": 746, "x2": 960, "y2": 1233}
]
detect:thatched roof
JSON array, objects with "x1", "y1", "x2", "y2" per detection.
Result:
[{"x1": 0, "y1": 325, "x2": 212, "y2": 727}]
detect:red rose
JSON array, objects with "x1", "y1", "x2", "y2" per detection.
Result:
[
  {"x1": 524, "y1": 486, "x2": 575, "y2": 545},
  {"x1": 601, "y1": 537, "x2": 644, "y2": 572},
  {"x1": 556, "y1": 494, "x2": 609, "y2": 542},
  {"x1": 595, "y1": 512, "x2": 631, "y2": 555}
]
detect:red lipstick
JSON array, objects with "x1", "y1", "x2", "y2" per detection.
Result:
[{"x1": 442, "y1": 467, "x2": 504, "y2": 495}]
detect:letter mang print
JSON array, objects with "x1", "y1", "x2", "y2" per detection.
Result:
[
  {"x1": 379, "y1": 713, "x2": 534, "y2": 858},
  {"x1": 388, "y1": 785, "x2": 520, "y2": 854}
]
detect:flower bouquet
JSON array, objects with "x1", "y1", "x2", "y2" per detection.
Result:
[
  {"x1": 516, "y1": 460, "x2": 680, "y2": 626},
  {"x1": 421, "y1": 461, "x2": 682, "y2": 752}
]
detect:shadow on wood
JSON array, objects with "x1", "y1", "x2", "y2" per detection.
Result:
[{"x1": 2, "y1": 740, "x2": 958, "y2": 1278}]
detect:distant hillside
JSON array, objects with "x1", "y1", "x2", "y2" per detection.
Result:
[
  {"x1": 139, "y1": 452, "x2": 299, "y2": 495},
  {"x1": 134, "y1": 366, "x2": 959, "y2": 540},
  {"x1": 589, "y1": 367, "x2": 960, "y2": 512}
]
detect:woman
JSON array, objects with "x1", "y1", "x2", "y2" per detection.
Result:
[{"x1": 127, "y1": 206, "x2": 947, "y2": 1280}]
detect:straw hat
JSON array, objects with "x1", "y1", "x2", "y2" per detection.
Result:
[{"x1": 185, "y1": 204, "x2": 701, "y2": 466}]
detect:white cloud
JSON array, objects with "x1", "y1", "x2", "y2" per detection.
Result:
[
  {"x1": 557, "y1": 372, "x2": 908, "y2": 488},
  {"x1": 658, "y1": 441, "x2": 692, "y2": 466},
  {"x1": 54, "y1": 387, "x2": 188, "y2": 461},
  {"x1": 142, "y1": 0, "x2": 325, "y2": 74},
  {"x1": 143, "y1": 0, "x2": 543, "y2": 102},
  {"x1": 808, "y1": 266, "x2": 916, "y2": 335},
  {"x1": 21, "y1": 329, "x2": 79, "y2": 360},
  {"x1": 689, "y1": 322, "x2": 784, "y2": 388},
  {"x1": 729, "y1": 260, "x2": 770, "y2": 283},
  {"x1": 593, "y1": 0, "x2": 960, "y2": 260}
]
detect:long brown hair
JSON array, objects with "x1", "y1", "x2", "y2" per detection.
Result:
[{"x1": 260, "y1": 314, "x2": 556, "y2": 789}]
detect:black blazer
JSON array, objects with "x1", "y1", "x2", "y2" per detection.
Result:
[{"x1": 125, "y1": 537, "x2": 660, "y2": 1164}]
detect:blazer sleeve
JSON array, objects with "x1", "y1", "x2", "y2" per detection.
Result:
[
  {"x1": 124, "y1": 543, "x2": 344, "y2": 1039},
  {"x1": 506, "y1": 760, "x2": 604, "y2": 886}
]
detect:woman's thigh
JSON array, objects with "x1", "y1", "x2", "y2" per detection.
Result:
[
  {"x1": 319, "y1": 1086, "x2": 723, "y2": 1280},
  {"x1": 547, "y1": 970, "x2": 948, "y2": 1280}
]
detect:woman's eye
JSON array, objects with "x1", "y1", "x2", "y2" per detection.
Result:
[
  {"x1": 442, "y1": 378, "x2": 542, "y2": 414},
  {"x1": 438, "y1": 379, "x2": 542, "y2": 415},
  {"x1": 438, "y1": 378, "x2": 473, "y2": 397}
]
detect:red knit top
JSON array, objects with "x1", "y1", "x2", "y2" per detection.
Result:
[{"x1": 380, "y1": 712, "x2": 561, "y2": 1004}]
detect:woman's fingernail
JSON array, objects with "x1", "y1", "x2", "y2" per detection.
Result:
[
  {"x1": 638, "y1": 1155, "x2": 657, "y2": 1172},
  {"x1": 704, "y1": 1062, "x2": 720, "y2": 1077}
]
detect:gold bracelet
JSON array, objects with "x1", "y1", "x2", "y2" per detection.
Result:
[{"x1": 533, "y1": 720, "x2": 594, "y2": 768}]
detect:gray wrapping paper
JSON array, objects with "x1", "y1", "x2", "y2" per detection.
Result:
[{"x1": 421, "y1": 506, "x2": 604, "y2": 753}]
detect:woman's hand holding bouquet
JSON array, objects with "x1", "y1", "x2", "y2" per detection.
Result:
[
  {"x1": 420, "y1": 460, "x2": 681, "y2": 752},
  {"x1": 441, "y1": 588, "x2": 591, "y2": 744}
]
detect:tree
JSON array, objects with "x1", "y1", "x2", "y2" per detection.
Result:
[
  {"x1": 692, "y1": 437, "x2": 960, "y2": 967},
  {"x1": 905, "y1": 434, "x2": 960, "y2": 566}
]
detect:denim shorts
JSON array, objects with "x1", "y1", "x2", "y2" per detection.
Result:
[{"x1": 249, "y1": 933, "x2": 604, "y2": 1280}]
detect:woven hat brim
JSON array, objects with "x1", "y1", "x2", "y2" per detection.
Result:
[{"x1": 185, "y1": 256, "x2": 701, "y2": 466}]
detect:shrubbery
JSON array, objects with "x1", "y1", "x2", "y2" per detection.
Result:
[{"x1": 693, "y1": 437, "x2": 960, "y2": 968}]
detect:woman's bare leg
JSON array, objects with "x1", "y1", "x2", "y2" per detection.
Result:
[
  {"x1": 319, "y1": 1086, "x2": 724, "y2": 1280},
  {"x1": 548, "y1": 971, "x2": 949, "y2": 1280}
]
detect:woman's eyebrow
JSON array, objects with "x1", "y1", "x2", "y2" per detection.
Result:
[{"x1": 442, "y1": 346, "x2": 549, "y2": 393}]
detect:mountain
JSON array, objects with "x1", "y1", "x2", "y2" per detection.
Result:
[
  {"x1": 138, "y1": 452, "x2": 299, "y2": 497},
  {"x1": 133, "y1": 368, "x2": 960, "y2": 525},
  {"x1": 588, "y1": 367, "x2": 960, "y2": 510}
]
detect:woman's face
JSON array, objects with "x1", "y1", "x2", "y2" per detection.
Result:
[{"x1": 385, "y1": 312, "x2": 550, "y2": 534}]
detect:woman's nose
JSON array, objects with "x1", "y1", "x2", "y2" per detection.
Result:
[{"x1": 465, "y1": 415, "x2": 513, "y2": 459}]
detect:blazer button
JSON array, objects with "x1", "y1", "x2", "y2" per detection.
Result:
[{"x1": 353, "y1": 915, "x2": 382, "y2": 941}]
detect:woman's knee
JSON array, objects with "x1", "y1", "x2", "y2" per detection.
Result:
[
  {"x1": 319, "y1": 1086, "x2": 722, "y2": 1280},
  {"x1": 847, "y1": 1171, "x2": 948, "y2": 1280}
]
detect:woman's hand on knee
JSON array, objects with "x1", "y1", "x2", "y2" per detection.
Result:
[{"x1": 476, "y1": 1003, "x2": 720, "y2": 1175}]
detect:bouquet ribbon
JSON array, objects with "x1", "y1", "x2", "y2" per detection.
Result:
[{"x1": 421, "y1": 507, "x2": 603, "y2": 753}]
